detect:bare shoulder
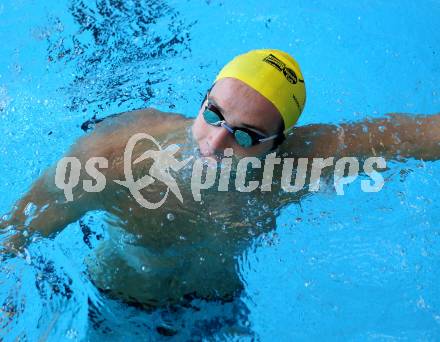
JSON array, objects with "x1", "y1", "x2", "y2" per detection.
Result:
[
  {"x1": 67, "y1": 108, "x2": 191, "y2": 161},
  {"x1": 94, "y1": 107, "x2": 191, "y2": 135}
]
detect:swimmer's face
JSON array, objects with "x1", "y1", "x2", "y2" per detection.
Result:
[{"x1": 192, "y1": 78, "x2": 284, "y2": 158}]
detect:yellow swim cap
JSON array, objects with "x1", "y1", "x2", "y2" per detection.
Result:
[{"x1": 215, "y1": 49, "x2": 306, "y2": 132}]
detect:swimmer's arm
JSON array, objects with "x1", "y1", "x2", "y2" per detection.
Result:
[
  {"x1": 0, "y1": 166, "x2": 101, "y2": 252},
  {"x1": 339, "y1": 113, "x2": 440, "y2": 160},
  {"x1": 0, "y1": 119, "x2": 117, "y2": 252},
  {"x1": 283, "y1": 113, "x2": 440, "y2": 160},
  {"x1": 1, "y1": 108, "x2": 187, "y2": 253},
  {"x1": 0, "y1": 117, "x2": 134, "y2": 252}
]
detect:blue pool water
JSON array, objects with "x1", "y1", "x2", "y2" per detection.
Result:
[{"x1": 1, "y1": 0, "x2": 440, "y2": 340}]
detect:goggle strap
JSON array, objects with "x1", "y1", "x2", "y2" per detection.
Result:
[{"x1": 258, "y1": 134, "x2": 279, "y2": 142}]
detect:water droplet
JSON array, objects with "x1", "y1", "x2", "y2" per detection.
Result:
[
  {"x1": 24, "y1": 248, "x2": 31, "y2": 264},
  {"x1": 66, "y1": 329, "x2": 78, "y2": 339},
  {"x1": 247, "y1": 198, "x2": 256, "y2": 205},
  {"x1": 417, "y1": 296, "x2": 427, "y2": 309},
  {"x1": 24, "y1": 202, "x2": 37, "y2": 217}
]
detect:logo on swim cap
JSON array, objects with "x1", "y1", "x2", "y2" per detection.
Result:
[
  {"x1": 263, "y1": 54, "x2": 298, "y2": 84},
  {"x1": 283, "y1": 68, "x2": 297, "y2": 84},
  {"x1": 263, "y1": 54, "x2": 284, "y2": 71}
]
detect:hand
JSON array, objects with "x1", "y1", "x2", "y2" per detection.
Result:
[{"x1": 0, "y1": 219, "x2": 29, "y2": 260}]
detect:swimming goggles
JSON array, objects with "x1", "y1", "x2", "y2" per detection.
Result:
[{"x1": 202, "y1": 101, "x2": 279, "y2": 148}]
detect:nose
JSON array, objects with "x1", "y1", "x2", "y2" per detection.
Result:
[{"x1": 206, "y1": 124, "x2": 231, "y2": 154}]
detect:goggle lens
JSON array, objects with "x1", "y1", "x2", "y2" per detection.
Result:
[
  {"x1": 233, "y1": 129, "x2": 253, "y2": 148},
  {"x1": 203, "y1": 109, "x2": 222, "y2": 125}
]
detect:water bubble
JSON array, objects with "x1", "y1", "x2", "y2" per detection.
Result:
[
  {"x1": 416, "y1": 296, "x2": 427, "y2": 309},
  {"x1": 24, "y1": 202, "x2": 37, "y2": 217},
  {"x1": 66, "y1": 329, "x2": 78, "y2": 339},
  {"x1": 24, "y1": 248, "x2": 31, "y2": 264},
  {"x1": 392, "y1": 134, "x2": 402, "y2": 144},
  {"x1": 247, "y1": 198, "x2": 256, "y2": 205},
  {"x1": 166, "y1": 213, "x2": 175, "y2": 221},
  {"x1": 40, "y1": 204, "x2": 49, "y2": 213}
]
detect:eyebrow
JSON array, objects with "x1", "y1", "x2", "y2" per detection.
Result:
[{"x1": 207, "y1": 95, "x2": 270, "y2": 136}]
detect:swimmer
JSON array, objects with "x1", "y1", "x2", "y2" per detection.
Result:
[{"x1": 1, "y1": 49, "x2": 440, "y2": 308}]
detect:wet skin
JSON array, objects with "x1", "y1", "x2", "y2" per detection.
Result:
[{"x1": 1, "y1": 77, "x2": 440, "y2": 307}]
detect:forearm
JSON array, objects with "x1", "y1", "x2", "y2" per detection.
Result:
[
  {"x1": 341, "y1": 113, "x2": 440, "y2": 160},
  {"x1": 1, "y1": 173, "x2": 84, "y2": 252},
  {"x1": 281, "y1": 113, "x2": 440, "y2": 161},
  {"x1": 3, "y1": 168, "x2": 85, "y2": 237}
]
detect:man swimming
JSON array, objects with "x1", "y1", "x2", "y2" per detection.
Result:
[{"x1": 1, "y1": 49, "x2": 440, "y2": 308}]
